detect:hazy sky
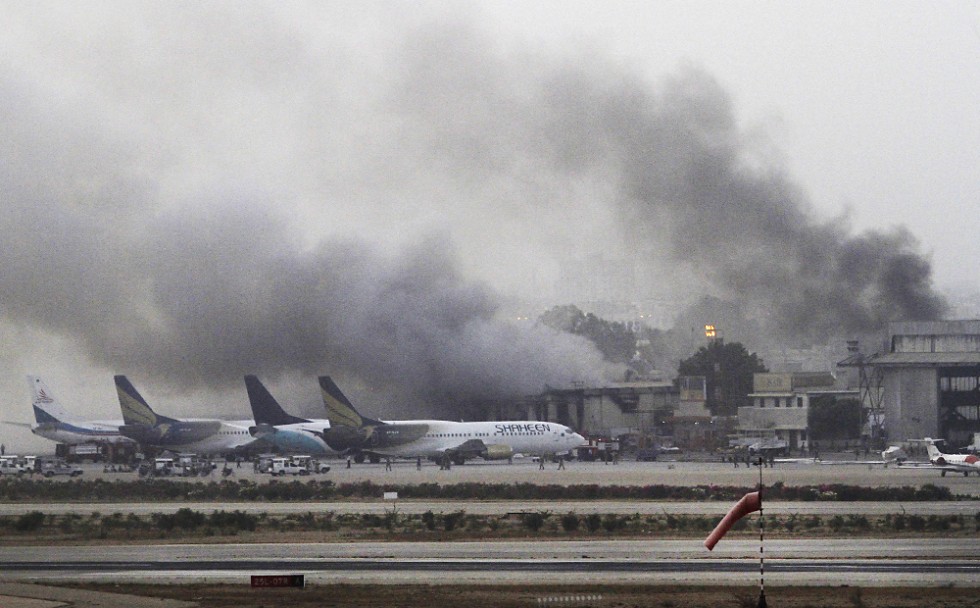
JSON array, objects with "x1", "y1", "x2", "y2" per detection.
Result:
[
  {"x1": 477, "y1": 0, "x2": 979, "y2": 290},
  {"x1": 1, "y1": 2, "x2": 977, "y2": 451}
]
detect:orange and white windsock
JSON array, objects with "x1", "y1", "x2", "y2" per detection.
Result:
[{"x1": 703, "y1": 491, "x2": 762, "y2": 551}]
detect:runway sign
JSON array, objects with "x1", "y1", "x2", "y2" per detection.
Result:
[{"x1": 250, "y1": 574, "x2": 305, "y2": 588}]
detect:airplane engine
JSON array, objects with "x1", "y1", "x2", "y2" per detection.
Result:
[{"x1": 481, "y1": 444, "x2": 514, "y2": 460}]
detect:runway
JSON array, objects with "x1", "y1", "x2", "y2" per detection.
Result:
[
  {"x1": 3, "y1": 459, "x2": 979, "y2": 588},
  {"x1": 3, "y1": 540, "x2": 979, "y2": 586}
]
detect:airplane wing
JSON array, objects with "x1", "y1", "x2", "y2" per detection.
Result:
[
  {"x1": 440, "y1": 439, "x2": 514, "y2": 461},
  {"x1": 815, "y1": 459, "x2": 893, "y2": 466},
  {"x1": 1, "y1": 421, "x2": 33, "y2": 428},
  {"x1": 442, "y1": 438, "x2": 489, "y2": 457},
  {"x1": 248, "y1": 423, "x2": 277, "y2": 439},
  {"x1": 896, "y1": 461, "x2": 934, "y2": 468}
]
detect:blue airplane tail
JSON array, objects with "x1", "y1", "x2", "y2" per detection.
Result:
[{"x1": 245, "y1": 375, "x2": 309, "y2": 426}]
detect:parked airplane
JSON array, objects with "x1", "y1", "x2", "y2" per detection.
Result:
[
  {"x1": 115, "y1": 375, "x2": 258, "y2": 454},
  {"x1": 6, "y1": 376, "x2": 133, "y2": 445},
  {"x1": 881, "y1": 445, "x2": 908, "y2": 464},
  {"x1": 244, "y1": 375, "x2": 337, "y2": 456},
  {"x1": 924, "y1": 438, "x2": 980, "y2": 477},
  {"x1": 317, "y1": 375, "x2": 587, "y2": 465}
]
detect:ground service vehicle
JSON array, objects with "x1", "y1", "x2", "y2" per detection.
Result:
[
  {"x1": 39, "y1": 459, "x2": 83, "y2": 477},
  {"x1": 0, "y1": 458, "x2": 26, "y2": 476},
  {"x1": 290, "y1": 455, "x2": 330, "y2": 474},
  {"x1": 270, "y1": 457, "x2": 309, "y2": 476}
]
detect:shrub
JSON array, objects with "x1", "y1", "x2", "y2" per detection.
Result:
[
  {"x1": 360, "y1": 513, "x2": 384, "y2": 528},
  {"x1": 585, "y1": 514, "x2": 602, "y2": 533},
  {"x1": 784, "y1": 514, "x2": 797, "y2": 533},
  {"x1": 601, "y1": 514, "x2": 623, "y2": 533},
  {"x1": 174, "y1": 508, "x2": 206, "y2": 529},
  {"x1": 59, "y1": 513, "x2": 80, "y2": 534},
  {"x1": 442, "y1": 511, "x2": 465, "y2": 532},
  {"x1": 522, "y1": 512, "x2": 547, "y2": 532},
  {"x1": 209, "y1": 510, "x2": 257, "y2": 532},
  {"x1": 560, "y1": 512, "x2": 580, "y2": 532},
  {"x1": 15, "y1": 511, "x2": 45, "y2": 532},
  {"x1": 422, "y1": 510, "x2": 436, "y2": 530}
]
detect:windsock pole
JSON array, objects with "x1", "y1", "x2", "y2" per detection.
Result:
[{"x1": 757, "y1": 457, "x2": 766, "y2": 608}]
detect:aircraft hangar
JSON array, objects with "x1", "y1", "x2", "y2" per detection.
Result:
[{"x1": 868, "y1": 320, "x2": 980, "y2": 446}]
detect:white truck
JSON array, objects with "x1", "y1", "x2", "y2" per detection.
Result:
[
  {"x1": 38, "y1": 459, "x2": 84, "y2": 478},
  {"x1": 270, "y1": 456, "x2": 309, "y2": 476},
  {"x1": 0, "y1": 458, "x2": 26, "y2": 476},
  {"x1": 291, "y1": 455, "x2": 331, "y2": 474}
]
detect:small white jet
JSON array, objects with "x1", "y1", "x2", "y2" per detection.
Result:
[
  {"x1": 4, "y1": 376, "x2": 134, "y2": 446},
  {"x1": 881, "y1": 445, "x2": 908, "y2": 464},
  {"x1": 923, "y1": 438, "x2": 980, "y2": 477}
]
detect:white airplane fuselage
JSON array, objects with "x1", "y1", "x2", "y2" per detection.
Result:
[
  {"x1": 31, "y1": 418, "x2": 132, "y2": 445},
  {"x1": 361, "y1": 419, "x2": 586, "y2": 460},
  {"x1": 121, "y1": 418, "x2": 258, "y2": 454},
  {"x1": 926, "y1": 441, "x2": 980, "y2": 476}
]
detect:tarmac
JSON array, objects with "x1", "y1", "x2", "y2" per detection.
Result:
[
  {"x1": 0, "y1": 451, "x2": 973, "y2": 605},
  {"x1": 0, "y1": 582, "x2": 196, "y2": 608}
]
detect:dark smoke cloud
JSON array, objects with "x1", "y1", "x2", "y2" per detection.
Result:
[
  {"x1": 134, "y1": 202, "x2": 610, "y2": 412},
  {"x1": 0, "y1": 12, "x2": 947, "y2": 419},
  {"x1": 0, "y1": 66, "x2": 612, "y2": 416},
  {"x1": 387, "y1": 27, "x2": 947, "y2": 341}
]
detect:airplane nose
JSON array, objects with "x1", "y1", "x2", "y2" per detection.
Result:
[{"x1": 573, "y1": 433, "x2": 587, "y2": 446}]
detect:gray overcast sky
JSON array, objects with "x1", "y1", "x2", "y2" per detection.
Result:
[
  {"x1": 474, "y1": 0, "x2": 980, "y2": 289},
  {"x1": 1, "y1": 1, "x2": 978, "y2": 449}
]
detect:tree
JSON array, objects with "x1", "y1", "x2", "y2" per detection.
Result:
[
  {"x1": 677, "y1": 341, "x2": 767, "y2": 414},
  {"x1": 538, "y1": 305, "x2": 636, "y2": 364},
  {"x1": 808, "y1": 396, "x2": 862, "y2": 441}
]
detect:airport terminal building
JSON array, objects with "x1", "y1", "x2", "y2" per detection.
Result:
[
  {"x1": 737, "y1": 372, "x2": 858, "y2": 452},
  {"x1": 507, "y1": 380, "x2": 679, "y2": 445},
  {"x1": 867, "y1": 320, "x2": 980, "y2": 446}
]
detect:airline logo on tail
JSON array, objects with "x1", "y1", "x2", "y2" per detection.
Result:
[
  {"x1": 29, "y1": 376, "x2": 76, "y2": 424},
  {"x1": 318, "y1": 376, "x2": 370, "y2": 428},
  {"x1": 115, "y1": 376, "x2": 168, "y2": 427}
]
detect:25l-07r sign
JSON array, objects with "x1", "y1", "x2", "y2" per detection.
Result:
[{"x1": 251, "y1": 574, "x2": 305, "y2": 588}]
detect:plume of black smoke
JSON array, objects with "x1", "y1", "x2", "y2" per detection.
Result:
[
  {"x1": 389, "y1": 28, "x2": 947, "y2": 341},
  {"x1": 0, "y1": 56, "x2": 614, "y2": 416},
  {"x1": 0, "y1": 189, "x2": 612, "y2": 414},
  {"x1": 136, "y1": 203, "x2": 612, "y2": 412},
  {"x1": 0, "y1": 16, "x2": 948, "y2": 416}
]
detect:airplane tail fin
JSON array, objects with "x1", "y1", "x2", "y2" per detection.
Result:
[
  {"x1": 28, "y1": 375, "x2": 78, "y2": 424},
  {"x1": 244, "y1": 375, "x2": 309, "y2": 426},
  {"x1": 114, "y1": 375, "x2": 175, "y2": 426},
  {"x1": 924, "y1": 440, "x2": 943, "y2": 461},
  {"x1": 317, "y1": 376, "x2": 382, "y2": 427}
]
